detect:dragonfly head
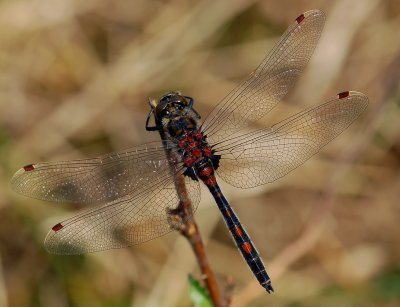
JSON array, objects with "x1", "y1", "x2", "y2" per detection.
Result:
[
  {"x1": 146, "y1": 92, "x2": 199, "y2": 131},
  {"x1": 156, "y1": 92, "x2": 193, "y2": 119}
]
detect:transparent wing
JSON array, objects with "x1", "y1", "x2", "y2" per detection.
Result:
[
  {"x1": 11, "y1": 141, "x2": 177, "y2": 205},
  {"x1": 202, "y1": 10, "x2": 325, "y2": 144},
  {"x1": 213, "y1": 92, "x2": 368, "y2": 188},
  {"x1": 44, "y1": 172, "x2": 201, "y2": 254}
]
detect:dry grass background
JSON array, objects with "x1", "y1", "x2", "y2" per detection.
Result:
[{"x1": 0, "y1": 0, "x2": 399, "y2": 306}]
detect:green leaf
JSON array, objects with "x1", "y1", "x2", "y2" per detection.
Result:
[{"x1": 188, "y1": 275, "x2": 213, "y2": 307}]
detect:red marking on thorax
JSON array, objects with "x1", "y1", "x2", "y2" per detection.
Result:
[
  {"x1": 178, "y1": 140, "x2": 186, "y2": 148},
  {"x1": 202, "y1": 147, "x2": 212, "y2": 157},
  {"x1": 52, "y1": 223, "x2": 64, "y2": 232},
  {"x1": 192, "y1": 149, "x2": 202, "y2": 157},
  {"x1": 296, "y1": 13, "x2": 305, "y2": 24},
  {"x1": 242, "y1": 242, "x2": 253, "y2": 254},
  {"x1": 186, "y1": 134, "x2": 193, "y2": 142},
  {"x1": 234, "y1": 225, "x2": 243, "y2": 237},
  {"x1": 180, "y1": 131, "x2": 216, "y2": 178},
  {"x1": 193, "y1": 132, "x2": 203, "y2": 140},
  {"x1": 23, "y1": 164, "x2": 35, "y2": 172},
  {"x1": 338, "y1": 91, "x2": 350, "y2": 99},
  {"x1": 180, "y1": 131, "x2": 210, "y2": 161},
  {"x1": 184, "y1": 157, "x2": 196, "y2": 167}
]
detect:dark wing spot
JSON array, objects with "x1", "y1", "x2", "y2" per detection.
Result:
[
  {"x1": 52, "y1": 223, "x2": 64, "y2": 232},
  {"x1": 23, "y1": 164, "x2": 35, "y2": 171},
  {"x1": 295, "y1": 13, "x2": 305, "y2": 24},
  {"x1": 338, "y1": 91, "x2": 350, "y2": 99}
]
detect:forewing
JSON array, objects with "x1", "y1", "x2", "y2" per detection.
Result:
[
  {"x1": 11, "y1": 141, "x2": 176, "y2": 205},
  {"x1": 202, "y1": 10, "x2": 325, "y2": 144},
  {"x1": 44, "y1": 173, "x2": 201, "y2": 254},
  {"x1": 214, "y1": 92, "x2": 368, "y2": 188}
]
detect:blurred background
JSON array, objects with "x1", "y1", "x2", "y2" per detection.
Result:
[{"x1": 0, "y1": 0, "x2": 399, "y2": 306}]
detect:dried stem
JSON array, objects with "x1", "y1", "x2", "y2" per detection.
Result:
[{"x1": 173, "y1": 198, "x2": 224, "y2": 307}]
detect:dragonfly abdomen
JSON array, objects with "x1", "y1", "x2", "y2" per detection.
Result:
[{"x1": 206, "y1": 181, "x2": 274, "y2": 293}]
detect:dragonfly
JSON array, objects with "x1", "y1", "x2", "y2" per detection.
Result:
[{"x1": 11, "y1": 10, "x2": 368, "y2": 293}]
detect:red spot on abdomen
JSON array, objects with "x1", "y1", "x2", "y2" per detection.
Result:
[
  {"x1": 23, "y1": 164, "x2": 35, "y2": 171},
  {"x1": 198, "y1": 167, "x2": 212, "y2": 177},
  {"x1": 338, "y1": 91, "x2": 350, "y2": 99},
  {"x1": 242, "y1": 242, "x2": 253, "y2": 254},
  {"x1": 198, "y1": 166, "x2": 216, "y2": 186},
  {"x1": 52, "y1": 223, "x2": 64, "y2": 232},
  {"x1": 225, "y1": 209, "x2": 231, "y2": 217},
  {"x1": 234, "y1": 225, "x2": 243, "y2": 237},
  {"x1": 296, "y1": 13, "x2": 305, "y2": 24},
  {"x1": 204, "y1": 176, "x2": 217, "y2": 186}
]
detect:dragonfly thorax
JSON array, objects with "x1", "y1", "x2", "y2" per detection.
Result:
[
  {"x1": 176, "y1": 129, "x2": 221, "y2": 183},
  {"x1": 148, "y1": 92, "x2": 220, "y2": 180}
]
